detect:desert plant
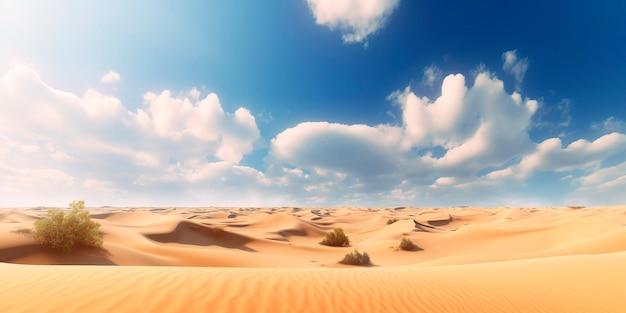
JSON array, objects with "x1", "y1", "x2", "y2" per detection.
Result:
[
  {"x1": 32, "y1": 200, "x2": 103, "y2": 254},
  {"x1": 319, "y1": 227, "x2": 350, "y2": 247},
  {"x1": 386, "y1": 218, "x2": 399, "y2": 225},
  {"x1": 399, "y1": 237, "x2": 416, "y2": 251},
  {"x1": 339, "y1": 249, "x2": 371, "y2": 266}
]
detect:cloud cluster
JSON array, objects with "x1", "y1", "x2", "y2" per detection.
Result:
[
  {"x1": 306, "y1": 0, "x2": 400, "y2": 44},
  {"x1": 0, "y1": 65, "x2": 261, "y2": 205},
  {"x1": 265, "y1": 52, "x2": 626, "y2": 205},
  {"x1": 1, "y1": 58, "x2": 625, "y2": 207},
  {"x1": 139, "y1": 89, "x2": 260, "y2": 163},
  {"x1": 267, "y1": 71, "x2": 544, "y2": 204},
  {"x1": 519, "y1": 133, "x2": 626, "y2": 173}
]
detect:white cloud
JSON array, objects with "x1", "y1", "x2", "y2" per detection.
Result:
[
  {"x1": 421, "y1": 64, "x2": 441, "y2": 87},
  {"x1": 215, "y1": 108, "x2": 261, "y2": 163},
  {"x1": 1, "y1": 65, "x2": 260, "y2": 164},
  {"x1": 138, "y1": 90, "x2": 260, "y2": 163},
  {"x1": 518, "y1": 133, "x2": 626, "y2": 174},
  {"x1": 397, "y1": 72, "x2": 538, "y2": 174},
  {"x1": 532, "y1": 98, "x2": 572, "y2": 132},
  {"x1": 576, "y1": 161, "x2": 626, "y2": 187},
  {"x1": 568, "y1": 161, "x2": 626, "y2": 205},
  {"x1": 502, "y1": 50, "x2": 529, "y2": 91},
  {"x1": 141, "y1": 90, "x2": 224, "y2": 140},
  {"x1": 101, "y1": 70, "x2": 120, "y2": 84},
  {"x1": 592, "y1": 116, "x2": 626, "y2": 133},
  {"x1": 395, "y1": 73, "x2": 469, "y2": 147},
  {"x1": 458, "y1": 132, "x2": 626, "y2": 191},
  {"x1": 267, "y1": 71, "x2": 541, "y2": 203},
  {"x1": 270, "y1": 122, "x2": 404, "y2": 181},
  {"x1": 267, "y1": 68, "x2": 625, "y2": 206},
  {"x1": 2, "y1": 167, "x2": 75, "y2": 186},
  {"x1": 0, "y1": 64, "x2": 262, "y2": 206},
  {"x1": 458, "y1": 132, "x2": 626, "y2": 200},
  {"x1": 82, "y1": 89, "x2": 124, "y2": 117},
  {"x1": 81, "y1": 179, "x2": 122, "y2": 195},
  {"x1": 0, "y1": 135, "x2": 40, "y2": 155},
  {"x1": 1, "y1": 62, "x2": 625, "y2": 207},
  {"x1": 306, "y1": 0, "x2": 400, "y2": 44},
  {"x1": 50, "y1": 151, "x2": 73, "y2": 162}
]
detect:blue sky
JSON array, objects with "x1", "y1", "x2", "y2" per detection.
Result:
[{"x1": 1, "y1": 0, "x2": 625, "y2": 207}]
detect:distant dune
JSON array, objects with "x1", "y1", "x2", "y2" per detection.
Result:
[{"x1": 1, "y1": 206, "x2": 625, "y2": 312}]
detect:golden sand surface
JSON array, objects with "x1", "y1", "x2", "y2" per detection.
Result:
[{"x1": 1, "y1": 206, "x2": 625, "y2": 312}]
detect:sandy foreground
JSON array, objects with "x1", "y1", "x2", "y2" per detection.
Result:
[{"x1": 1, "y1": 206, "x2": 625, "y2": 312}]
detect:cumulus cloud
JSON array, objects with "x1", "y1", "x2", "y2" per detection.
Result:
[
  {"x1": 444, "y1": 132, "x2": 626, "y2": 205},
  {"x1": 268, "y1": 68, "x2": 626, "y2": 205},
  {"x1": 0, "y1": 64, "x2": 261, "y2": 206},
  {"x1": 2, "y1": 60, "x2": 625, "y2": 207},
  {"x1": 138, "y1": 90, "x2": 260, "y2": 163},
  {"x1": 268, "y1": 71, "x2": 540, "y2": 200},
  {"x1": 397, "y1": 72, "x2": 538, "y2": 175},
  {"x1": 518, "y1": 133, "x2": 626, "y2": 174},
  {"x1": 101, "y1": 70, "x2": 120, "y2": 84},
  {"x1": 270, "y1": 122, "x2": 404, "y2": 183},
  {"x1": 306, "y1": 0, "x2": 400, "y2": 44},
  {"x1": 502, "y1": 50, "x2": 529, "y2": 91}
]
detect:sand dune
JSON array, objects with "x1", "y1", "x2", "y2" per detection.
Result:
[{"x1": 1, "y1": 206, "x2": 625, "y2": 312}]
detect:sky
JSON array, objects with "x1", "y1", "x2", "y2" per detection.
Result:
[{"x1": 0, "y1": 0, "x2": 625, "y2": 207}]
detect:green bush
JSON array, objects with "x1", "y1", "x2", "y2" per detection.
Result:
[
  {"x1": 399, "y1": 237, "x2": 416, "y2": 251},
  {"x1": 386, "y1": 218, "x2": 399, "y2": 225},
  {"x1": 339, "y1": 249, "x2": 371, "y2": 266},
  {"x1": 319, "y1": 227, "x2": 350, "y2": 247},
  {"x1": 32, "y1": 200, "x2": 103, "y2": 254}
]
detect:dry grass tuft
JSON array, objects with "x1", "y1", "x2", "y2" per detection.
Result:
[
  {"x1": 399, "y1": 237, "x2": 416, "y2": 251},
  {"x1": 320, "y1": 228, "x2": 350, "y2": 247},
  {"x1": 386, "y1": 218, "x2": 399, "y2": 225},
  {"x1": 339, "y1": 249, "x2": 371, "y2": 266}
]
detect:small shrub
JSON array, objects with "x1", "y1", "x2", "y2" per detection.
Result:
[
  {"x1": 568, "y1": 206, "x2": 585, "y2": 210},
  {"x1": 399, "y1": 237, "x2": 416, "y2": 251},
  {"x1": 320, "y1": 227, "x2": 350, "y2": 247},
  {"x1": 32, "y1": 200, "x2": 103, "y2": 254},
  {"x1": 386, "y1": 218, "x2": 399, "y2": 225},
  {"x1": 339, "y1": 249, "x2": 371, "y2": 266}
]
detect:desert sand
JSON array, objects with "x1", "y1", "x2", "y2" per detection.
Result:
[{"x1": 1, "y1": 206, "x2": 625, "y2": 312}]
